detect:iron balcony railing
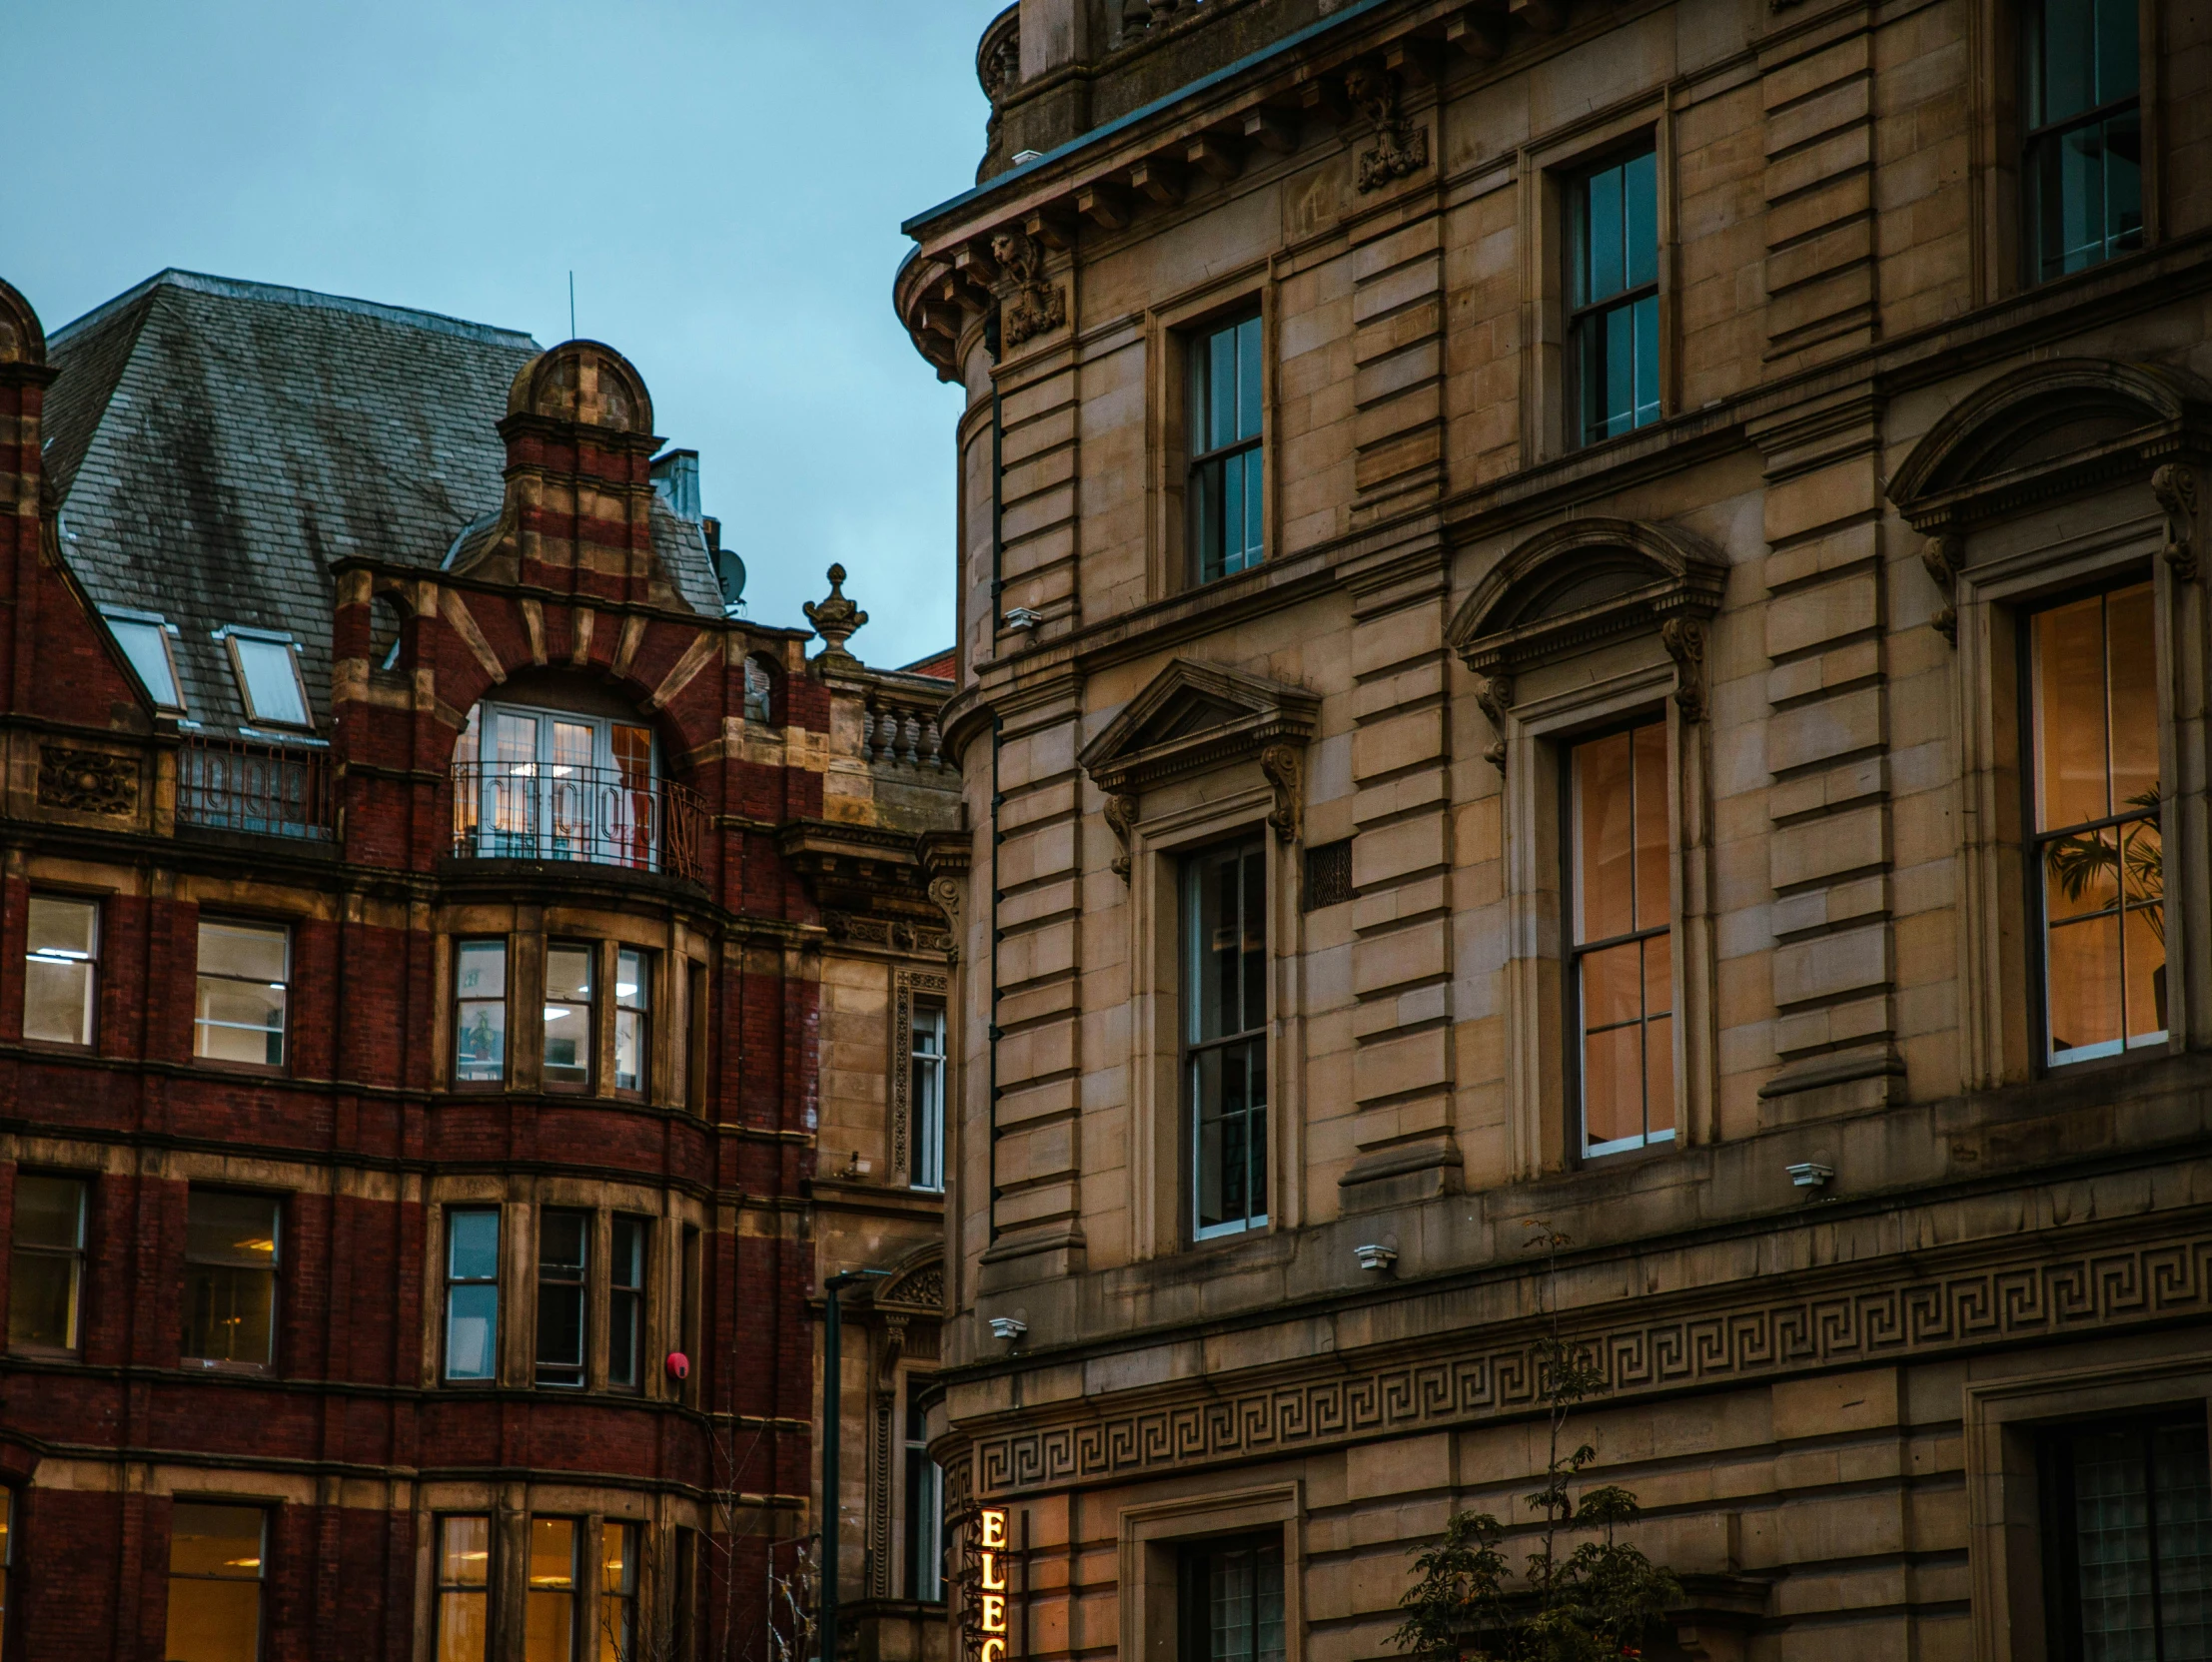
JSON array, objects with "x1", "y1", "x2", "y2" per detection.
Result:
[
  {"x1": 450, "y1": 761, "x2": 706, "y2": 885},
  {"x1": 178, "y1": 736, "x2": 336, "y2": 840}
]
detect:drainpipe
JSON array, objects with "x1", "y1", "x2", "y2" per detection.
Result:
[{"x1": 819, "y1": 1267, "x2": 886, "y2": 1662}]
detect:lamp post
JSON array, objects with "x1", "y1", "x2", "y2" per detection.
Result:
[{"x1": 820, "y1": 1267, "x2": 887, "y2": 1662}]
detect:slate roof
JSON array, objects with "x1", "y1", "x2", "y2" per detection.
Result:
[{"x1": 44, "y1": 269, "x2": 725, "y2": 737}]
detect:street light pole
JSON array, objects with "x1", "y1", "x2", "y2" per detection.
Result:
[{"x1": 819, "y1": 1268, "x2": 886, "y2": 1662}]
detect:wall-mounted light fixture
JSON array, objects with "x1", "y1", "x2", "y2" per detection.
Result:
[
  {"x1": 988, "y1": 1315, "x2": 1028, "y2": 1343},
  {"x1": 1786, "y1": 1161, "x2": 1835, "y2": 1192},
  {"x1": 1354, "y1": 1244, "x2": 1399, "y2": 1273}
]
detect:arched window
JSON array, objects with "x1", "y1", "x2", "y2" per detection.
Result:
[
  {"x1": 452, "y1": 696, "x2": 659, "y2": 872},
  {"x1": 370, "y1": 593, "x2": 409, "y2": 673},
  {"x1": 743, "y1": 655, "x2": 776, "y2": 725}
]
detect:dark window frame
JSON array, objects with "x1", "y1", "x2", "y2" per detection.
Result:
[
  {"x1": 163, "y1": 1499, "x2": 270, "y2": 1662},
  {"x1": 543, "y1": 940, "x2": 595, "y2": 1094},
  {"x1": 8, "y1": 1170, "x2": 89, "y2": 1355},
  {"x1": 911, "y1": 1000, "x2": 947, "y2": 1193},
  {"x1": 180, "y1": 1187, "x2": 282, "y2": 1372},
  {"x1": 904, "y1": 1375, "x2": 945, "y2": 1603},
  {"x1": 1184, "y1": 310, "x2": 1266, "y2": 588},
  {"x1": 1565, "y1": 139, "x2": 1662, "y2": 448},
  {"x1": 614, "y1": 947, "x2": 651, "y2": 1099},
  {"x1": 535, "y1": 1208, "x2": 590, "y2": 1390},
  {"x1": 607, "y1": 1215, "x2": 648, "y2": 1393},
  {"x1": 2039, "y1": 1409, "x2": 2212, "y2": 1660},
  {"x1": 2021, "y1": 0, "x2": 2145, "y2": 285},
  {"x1": 1175, "y1": 1532, "x2": 1288, "y2": 1662},
  {"x1": 1183, "y1": 836, "x2": 1271, "y2": 1244}
]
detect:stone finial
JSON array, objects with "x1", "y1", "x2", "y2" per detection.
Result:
[{"x1": 805, "y1": 564, "x2": 869, "y2": 659}]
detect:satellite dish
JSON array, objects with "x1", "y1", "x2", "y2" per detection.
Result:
[{"x1": 717, "y1": 549, "x2": 747, "y2": 613}]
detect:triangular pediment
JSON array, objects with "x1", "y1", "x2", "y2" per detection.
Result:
[{"x1": 1079, "y1": 658, "x2": 1319, "y2": 795}]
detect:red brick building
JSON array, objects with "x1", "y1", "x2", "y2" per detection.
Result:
[{"x1": 0, "y1": 270, "x2": 958, "y2": 1662}]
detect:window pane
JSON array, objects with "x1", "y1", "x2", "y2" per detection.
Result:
[
  {"x1": 233, "y1": 637, "x2": 309, "y2": 727},
  {"x1": 2095, "y1": 0, "x2": 2140, "y2": 102},
  {"x1": 9, "y1": 1250, "x2": 80, "y2": 1350},
  {"x1": 1585, "y1": 163, "x2": 1624, "y2": 301},
  {"x1": 450, "y1": 1210, "x2": 499, "y2": 1281},
  {"x1": 1209, "y1": 326, "x2": 1238, "y2": 452},
  {"x1": 609, "y1": 1219, "x2": 643, "y2": 1388},
  {"x1": 2153, "y1": 1422, "x2": 2212, "y2": 1654},
  {"x1": 1583, "y1": 1023, "x2": 1644, "y2": 1151},
  {"x1": 1236, "y1": 316, "x2": 1263, "y2": 442},
  {"x1": 196, "y1": 979, "x2": 287, "y2": 1067},
  {"x1": 528, "y1": 1518, "x2": 577, "y2": 1662},
  {"x1": 2071, "y1": 1427, "x2": 2157, "y2": 1645},
  {"x1": 1574, "y1": 731, "x2": 1637, "y2": 943},
  {"x1": 1192, "y1": 457, "x2": 1224, "y2": 585},
  {"x1": 1192, "y1": 1038, "x2": 1267, "y2": 1235},
  {"x1": 188, "y1": 1194, "x2": 279, "y2": 1267},
  {"x1": 547, "y1": 949, "x2": 593, "y2": 1009},
  {"x1": 442, "y1": 1515, "x2": 492, "y2": 1586},
  {"x1": 440, "y1": 1590, "x2": 491, "y2": 1662},
  {"x1": 1644, "y1": 1013, "x2": 1675, "y2": 1138},
  {"x1": 1643, "y1": 930, "x2": 1673, "y2": 1022},
  {"x1": 537, "y1": 1213, "x2": 587, "y2": 1386},
  {"x1": 2035, "y1": 594, "x2": 2113, "y2": 830},
  {"x1": 2039, "y1": 0, "x2": 2097, "y2": 122},
  {"x1": 1633, "y1": 293, "x2": 1661, "y2": 428},
  {"x1": 446, "y1": 1284, "x2": 499, "y2": 1380},
  {"x1": 495, "y1": 712, "x2": 539, "y2": 767},
  {"x1": 27, "y1": 896, "x2": 96, "y2": 960},
  {"x1": 2048, "y1": 912, "x2": 2123, "y2": 1058},
  {"x1": 616, "y1": 951, "x2": 646, "y2": 1010},
  {"x1": 15, "y1": 1174, "x2": 85, "y2": 1251},
  {"x1": 1243, "y1": 448, "x2": 1265, "y2": 566},
  {"x1": 166, "y1": 1503, "x2": 264, "y2": 1662},
  {"x1": 2123, "y1": 899, "x2": 2167, "y2": 1042},
  {"x1": 1222, "y1": 451, "x2": 1247, "y2": 578},
  {"x1": 110, "y1": 617, "x2": 181, "y2": 708},
  {"x1": 458, "y1": 1000, "x2": 507, "y2": 1083},
  {"x1": 199, "y1": 922, "x2": 288, "y2": 985},
  {"x1": 1632, "y1": 722, "x2": 1669, "y2": 930},
  {"x1": 183, "y1": 1264, "x2": 275, "y2": 1363},
  {"x1": 599, "y1": 1522, "x2": 637, "y2": 1662},
  {"x1": 24, "y1": 954, "x2": 94, "y2": 1046},
  {"x1": 1580, "y1": 941, "x2": 1643, "y2": 1030},
  {"x1": 457, "y1": 941, "x2": 507, "y2": 1002},
  {"x1": 1625, "y1": 150, "x2": 1658, "y2": 290},
  {"x1": 2107, "y1": 582, "x2": 2159, "y2": 809}
]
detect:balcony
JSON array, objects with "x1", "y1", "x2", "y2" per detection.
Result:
[
  {"x1": 177, "y1": 735, "x2": 335, "y2": 841},
  {"x1": 450, "y1": 761, "x2": 707, "y2": 886}
]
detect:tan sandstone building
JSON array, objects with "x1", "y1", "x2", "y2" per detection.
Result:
[{"x1": 894, "y1": 0, "x2": 2212, "y2": 1656}]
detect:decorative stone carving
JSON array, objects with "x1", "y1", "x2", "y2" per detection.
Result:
[
  {"x1": 978, "y1": 14, "x2": 1020, "y2": 101},
  {"x1": 1660, "y1": 617, "x2": 1708, "y2": 722},
  {"x1": 992, "y1": 230, "x2": 1067, "y2": 349},
  {"x1": 1921, "y1": 532, "x2": 1962, "y2": 644},
  {"x1": 968, "y1": 1228, "x2": 2212, "y2": 1494},
  {"x1": 927, "y1": 875, "x2": 963, "y2": 936},
  {"x1": 826, "y1": 913, "x2": 953, "y2": 956},
  {"x1": 1346, "y1": 66, "x2": 1429, "y2": 192},
  {"x1": 1103, "y1": 792, "x2": 1140, "y2": 881},
  {"x1": 804, "y1": 564, "x2": 868, "y2": 659},
  {"x1": 1259, "y1": 744, "x2": 1304, "y2": 843},
  {"x1": 1475, "y1": 673, "x2": 1513, "y2": 773},
  {"x1": 2155, "y1": 463, "x2": 2201, "y2": 582},
  {"x1": 37, "y1": 746, "x2": 135, "y2": 816}
]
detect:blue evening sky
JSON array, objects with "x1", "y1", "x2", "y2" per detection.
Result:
[{"x1": 5, "y1": 1, "x2": 1007, "y2": 668}]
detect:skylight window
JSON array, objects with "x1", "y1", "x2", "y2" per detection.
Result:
[
  {"x1": 223, "y1": 630, "x2": 312, "y2": 728},
  {"x1": 102, "y1": 610, "x2": 184, "y2": 711}
]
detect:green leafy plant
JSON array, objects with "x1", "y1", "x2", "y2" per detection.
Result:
[
  {"x1": 2044, "y1": 788, "x2": 2164, "y2": 944},
  {"x1": 1391, "y1": 1224, "x2": 1679, "y2": 1662}
]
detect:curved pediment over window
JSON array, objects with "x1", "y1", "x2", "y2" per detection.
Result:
[
  {"x1": 870, "y1": 1245, "x2": 945, "y2": 1315},
  {"x1": 1079, "y1": 659, "x2": 1320, "y2": 875},
  {"x1": 1888, "y1": 359, "x2": 2212, "y2": 531},
  {"x1": 1447, "y1": 517, "x2": 1727, "y2": 677}
]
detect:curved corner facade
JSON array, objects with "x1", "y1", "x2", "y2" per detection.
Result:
[{"x1": 901, "y1": 0, "x2": 2212, "y2": 1657}]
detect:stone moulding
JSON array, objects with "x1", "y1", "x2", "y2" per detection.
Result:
[
  {"x1": 1077, "y1": 658, "x2": 1322, "y2": 879},
  {"x1": 964, "y1": 1221, "x2": 2212, "y2": 1495},
  {"x1": 1887, "y1": 357, "x2": 2212, "y2": 536},
  {"x1": 1447, "y1": 517, "x2": 1727, "y2": 769}
]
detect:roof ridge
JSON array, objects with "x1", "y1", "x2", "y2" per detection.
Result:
[{"x1": 50, "y1": 269, "x2": 541, "y2": 353}]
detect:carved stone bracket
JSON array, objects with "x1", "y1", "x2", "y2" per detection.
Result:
[
  {"x1": 1259, "y1": 744, "x2": 1303, "y2": 843},
  {"x1": 37, "y1": 746, "x2": 136, "y2": 817},
  {"x1": 1921, "y1": 533, "x2": 1962, "y2": 644},
  {"x1": 1346, "y1": 66, "x2": 1429, "y2": 192},
  {"x1": 2155, "y1": 463, "x2": 2201, "y2": 582},
  {"x1": 1104, "y1": 792, "x2": 1139, "y2": 881},
  {"x1": 1660, "y1": 617, "x2": 1709, "y2": 722},
  {"x1": 1475, "y1": 673, "x2": 1514, "y2": 773},
  {"x1": 992, "y1": 230, "x2": 1068, "y2": 349}
]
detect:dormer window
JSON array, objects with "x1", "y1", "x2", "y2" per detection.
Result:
[
  {"x1": 221, "y1": 629, "x2": 312, "y2": 728},
  {"x1": 102, "y1": 608, "x2": 184, "y2": 712}
]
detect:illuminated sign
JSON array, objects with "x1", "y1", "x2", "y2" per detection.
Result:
[{"x1": 963, "y1": 1504, "x2": 1015, "y2": 1662}]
